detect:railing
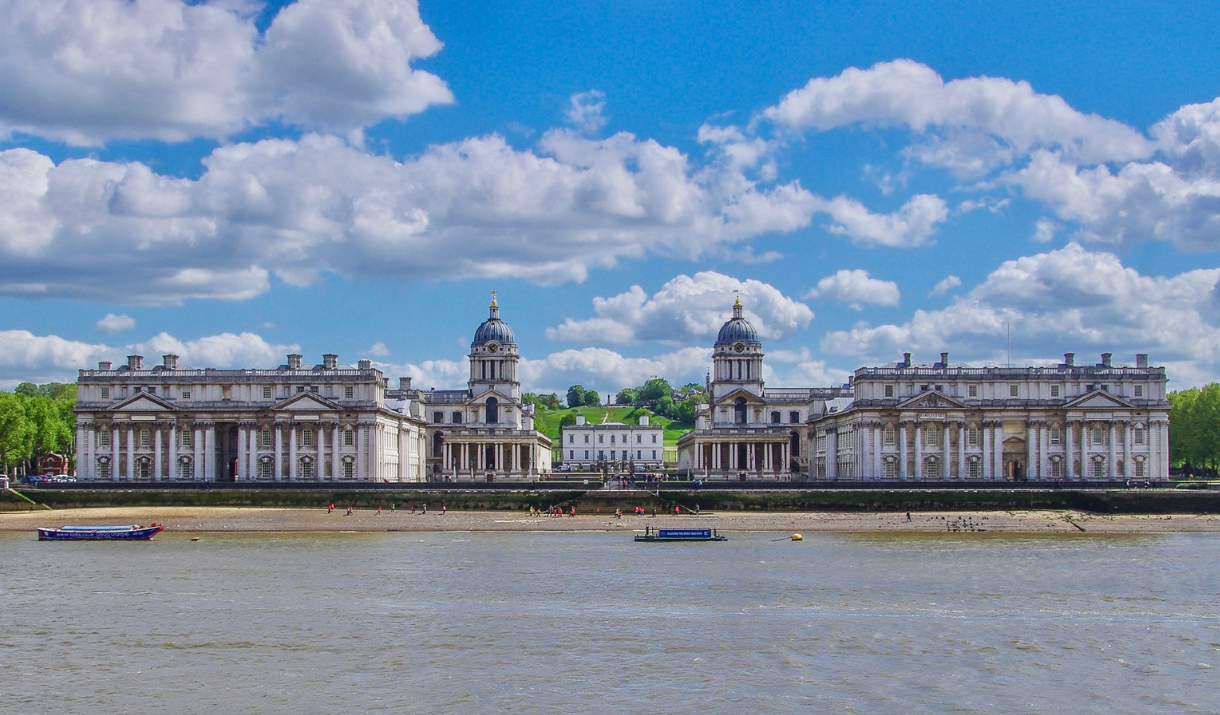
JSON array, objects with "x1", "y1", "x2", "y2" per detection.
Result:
[{"x1": 855, "y1": 365, "x2": 1167, "y2": 380}]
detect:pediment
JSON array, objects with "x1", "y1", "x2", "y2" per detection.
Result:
[
  {"x1": 1065, "y1": 391, "x2": 1132, "y2": 409},
  {"x1": 897, "y1": 391, "x2": 967, "y2": 410},
  {"x1": 478, "y1": 388, "x2": 515, "y2": 403},
  {"x1": 272, "y1": 392, "x2": 341, "y2": 411},
  {"x1": 716, "y1": 388, "x2": 766, "y2": 405},
  {"x1": 112, "y1": 393, "x2": 175, "y2": 412}
]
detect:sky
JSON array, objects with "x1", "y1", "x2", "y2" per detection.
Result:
[{"x1": 2, "y1": 0, "x2": 1220, "y2": 395}]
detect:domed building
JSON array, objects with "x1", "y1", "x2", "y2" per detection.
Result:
[
  {"x1": 677, "y1": 296, "x2": 852, "y2": 480},
  {"x1": 395, "y1": 294, "x2": 552, "y2": 481}
]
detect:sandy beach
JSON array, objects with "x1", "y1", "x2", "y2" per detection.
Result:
[{"x1": 3, "y1": 506, "x2": 1219, "y2": 534}]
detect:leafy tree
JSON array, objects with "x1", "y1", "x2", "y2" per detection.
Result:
[
  {"x1": 616, "y1": 388, "x2": 638, "y2": 405},
  {"x1": 639, "y1": 377, "x2": 673, "y2": 403},
  {"x1": 1169, "y1": 384, "x2": 1220, "y2": 470},
  {"x1": 14, "y1": 382, "x2": 38, "y2": 397},
  {"x1": 655, "y1": 395, "x2": 674, "y2": 417},
  {"x1": 0, "y1": 392, "x2": 35, "y2": 474},
  {"x1": 566, "y1": 385, "x2": 587, "y2": 409},
  {"x1": 559, "y1": 413, "x2": 577, "y2": 428},
  {"x1": 583, "y1": 388, "x2": 602, "y2": 407}
]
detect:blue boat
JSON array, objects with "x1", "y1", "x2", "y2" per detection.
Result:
[
  {"x1": 38, "y1": 524, "x2": 164, "y2": 541},
  {"x1": 634, "y1": 526, "x2": 726, "y2": 542}
]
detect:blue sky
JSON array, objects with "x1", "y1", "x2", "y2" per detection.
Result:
[{"x1": 2, "y1": 0, "x2": 1220, "y2": 394}]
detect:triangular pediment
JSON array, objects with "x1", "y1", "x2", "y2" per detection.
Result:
[
  {"x1": 477, "y1": 388, "x2": 515, "y2": 403},
  {"x1": 272, "y1": 392, "x2": 341, "y2": 411},
  {"x1": 1065, "y1": 390, "x2": 1132, "y2": 409},
  {"x1": 716, "y1": 388, "x2": 766, "y2": 405},
  {"x1": 112, "y1": 392, "x2": 175, "y2": 412},
  {"x1": 897, "y1": 391, "x2": 967, "y2": 410}
]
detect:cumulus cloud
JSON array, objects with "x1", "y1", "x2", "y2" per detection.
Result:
[
  {"x1": 0, "y1": 328, "x2": 297, "y2": 387},
  {"x1": 819, "y1": 243, "x2": 1220, "y2": 385},
  {"x1": 0, "y1": 0, "x2": 453, "y2": 145},
  {"x1": 762, "y1": 59, "x2": 1153, "y2": 173},
  {"x1": 96, "y1": 313, "x2": 135, "y2": 334},
  {"x1": 366, "y1": 342, "x2": 390, "y2": 357},
  {"x1": 928, "y1": 275, "x2": 961, "y2": 297},
  {"x1": 811, "y1": 193, "x2": 949, "y2": 247},
  {"x1": 565, "y1": 90, "x2": 608, "y2": 135},
  {"x1": 0, "y1": 132, "x2": 818, "y2": 302},
  {"x1": 521, "y1": 347, "x2": 712, "y2": 395},
  {"x1": 546, "y1": 271, "x2": 814, "y2": 345},
  {"x1": 804, "y1": 269, "x2": 900, "y2": 308}
]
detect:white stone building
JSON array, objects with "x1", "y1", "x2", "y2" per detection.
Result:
[
  {"x1": 560, "y1": 414, "x2": 664, "y2": 470},
  {"x1": 397, "y1": 296, "x2": 552, "y2": 481},
  {"x1": 808, "y1": 352, "x2": 1170, "y2": 482},
  {"x1": 75, "y1": 353, "x2": 427, "y2": 482},
  {"x1": 676, "y1": 297, "x2": 852, "y2": 479}
]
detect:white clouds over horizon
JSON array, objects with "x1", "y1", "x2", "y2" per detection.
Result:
[
  {"x1": 804, "y1": 269, "x2": 900, "y2": 308},
  {"x1": 96, "y1": 313, "x2": 135, "y2": 334},
  {"x1": 0, "y1": 0, "x2": 453, "y2": 145}
]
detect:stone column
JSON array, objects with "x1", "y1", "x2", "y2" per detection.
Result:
[
  {"x1": 355, "y1": 423, "x2": 365, "y2": 480},
  {"x1": 957, "y1": 422, "x2": 967, "y2": 480},
  {"x1": 993, "y1": 422, "x2": 1004, "y2": 480},
  {"x1": 899, "y1": 423, "x2": 908, "y2": 480},
  {"x1": 235, "y1": 424, "x2": 245, "y2": 482},
  {"x1": 1108, "y1": 422, "x2": 1117, "y2": 479},
  {"x1": 274, "y1": 423, "x2": 284, "y2": 482},
  {"x1": 193, "y1": 425, "x2": 202, "y2": 480},
  {"x1": 941, "y1": 421, "x2": 949, "y2": 481},
  {"x1": 332, "y1": 424, "x2": 341, "y2": 479},
  {"x1": 124, "y1": 425, "x2": 135, "y2": 480},
  {"x1": 1065, "y1": 421, "x2": 1074, "y2": 479},
  {"x1": 872, "y1": 424, "x2": 882, "y2": 479},
  {"x1": 1123, "y1": 421, "x2": 1133, "y2": 479},
  {"x1": 168, "y1": 423, "x2": 177, "y2": 480},
  {"x1": 914, "y1": 422, "x2": 923, "y2": 480},
  {"x1": 75, "y1": 424, "x2": 86, "y2": 477},
  {"x1": 111, "y1": 424, "x2": 121, "y2": 481},
  {"x1": 1039, "y1": 423, "x2": 1049, "y2": 480},
  {"x1": 1080, "y1": 421, "x2": 1088, "y2": 479},
  {"x1": 289, "y1": 423, "x2": 298, "y2": 482},
  {"x1": 249, "y1": 423, "x2": 258, "y2": 480},
  {"x1": 827, "y1": 430, "x2": 838, "y2": 480},
  {"x1": 154, "y1": 424, "x2": 163, "y2": 481},
  {"x1": 1025, "y1": 421, "x2": 1035, "y2": 480},
  {"x1": 205, "y1": 423, "x2": 216, "y2": 481}
]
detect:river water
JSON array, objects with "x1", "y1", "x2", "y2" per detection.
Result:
[{"x1": 2, "y1": 531, "x2": 1218, "y2": 714}]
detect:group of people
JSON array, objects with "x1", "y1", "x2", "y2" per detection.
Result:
[
  {"x1": 326, "y1": 503, "x2": 446, "y2": 515},
  {"x1": 530, "y1": 505, "x2": 575, "y2": 517}
]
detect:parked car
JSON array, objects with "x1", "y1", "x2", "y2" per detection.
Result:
[{"x1": 23, "y1": 475, "x2": 46, "y2": 484}]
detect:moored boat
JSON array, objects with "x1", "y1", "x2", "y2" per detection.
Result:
[
  {"x1": 634, "y1": 526, "x2": 726, "y2": 542},
  {"x1": 37, "y1": 524, "x2": 164, "y2": 541}
]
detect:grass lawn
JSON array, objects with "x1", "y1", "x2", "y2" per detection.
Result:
[{"x1": 533, "y1": 405, "x2": 693, "y2": 445}]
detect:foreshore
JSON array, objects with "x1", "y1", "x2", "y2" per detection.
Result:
[{"x1": 3, "y1": 506, "x2": 1219, "y2": 534}]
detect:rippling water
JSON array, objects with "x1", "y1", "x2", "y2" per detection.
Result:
[{"x1": 2, "y1": 531, "x2": 1218, "y2": 714}]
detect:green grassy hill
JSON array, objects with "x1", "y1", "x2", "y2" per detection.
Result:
[{"x1": 533, "y1": 406, "x2": 692, "y2": 446}]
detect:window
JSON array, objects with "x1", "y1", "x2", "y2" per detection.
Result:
[
  {"x1": 299, "y1": 459, "x2": 315, "y2": 480},
  {"x1": 610, "y1": 435, "x2": 615, "y2": 444},
  {"x1": 636, "y1": 450, "x2": 641, "y2": 459},
  {"x1": 433, "y1": 412, "x2": 443, "y2": 423},
  {"x1": 968, "y1": 385, "x2": 978, "y2": 397},
  {"x1": 302, "y1": 430, "x2": 313, "y2": 447},
  {"x1": 651, "y1": 434, "x2": 657, "y2": 444},
  {"x1": 598, "y1": 451, "x2": 604, "y2": 460},
  {"x1": 584, "y1": 435, "x2": 589, "y2": 444},
  {"x1": 968, "y1": 459, "x2": 981, "y2": 479},
  {"x1": 344, "y1": 386, "x2": 354, "y2": 399},
  {"x1": 790, "y1": 411, "x2": 800, "y2": 423},
  {"x1": 1092, "y1": 459, "x2": 1105, "y2": 479},
  {"x1": 584, "y1": 450, "x2": 589, "y2": 459},
  {"x1": 636, "y1": 435, "x2": 642, "y2": 443},
  {"x1": 182, "y1": 431, "x2": 193, "y2": 448},
  {"x1": 652, "y1": 450, "x2": 657, "y2": 460},
  {"x1": 1134, "y1": 428, "x2": 1145, "y2": 445},
  {"x1": 263, "y1": 386, "x2": 273, "y2": 399},
  {"x1": 598, "y1": 435, "x2": 604, "y2": 444},
  {"x1": 1134, "y1": 385, "x2": 1144, "y2": 397},
  {"x1": 1051, "y1": 385, "x2": 1060, "y2": 397},
  {"x1": 569, "y1": 450, "x2": 574, "y2": 459},
  {"x1": 884, "y1": 385, "x2": 894, "y2": 397},
  {"x1": 140, "y1": 429, "x2": 150, "y2": 448},
  {"x1": 180, "y1": 389, "x2": 190, "y2": 400},
  {"x1": 259, "y1": 459, "x2": 273, "y2": 480},
  {"x1": 100, "y1": 430, "x2": 111, "y2": 448},
  {"x1": 452, "y1": 412, "x2": 463, "y2": 424},
  {"x1": 924, "y1": 426, "x2": 938, "y2": 446},
  {"x1": 100, "y1": 387, "x2": 110, "y2": 400},
  {"x1": 261, "y1": 430, "x2": 271, "y2": 448},
  {"x1": 884, "y1": 427, "x2": 895, "y2": 445},
  {"x1": 1050, "y1": 427, "x2": 1061, "y2": 446},
  {"x1": 1051, "y1": 460, "x2": 1062, "y2": 478},
  {"x1": 610, "y1": 450, "x2": 617, "y2": 460},
  {"x1": 967, "y1": 428, "x2": 978, "y2": 447},
  {"x1": 770, "y1": 411, "x2": 781, "y2": 424},
  {"x1": 1009, "y1": 384, "x2": 1019, "y2": 397},
  {"x1": 568, "y1": 435, "x2": 574, "y2": 444},
  {"x1": 924, "y1": 458, "x2": 940, "y2": 479},
  {"x1": 343, "y1": 461, "x2": 354, "y2": 479},
  {"x1": 884, "y1": 460, "x2": 896, "y2": 478},
  {"x1": 344, "y1": 429, "x2": 354, "y2": 446},
  {"x1": 297, "y1": 386, "x2": 305, "y2": 393},
  {"x1": 1092, "y1": 427, "x2": 1104, "y2": 445},
  {"x1": 1135, "y1": 460, "x2": 1145, "y2": 477},
  {"x1": 146, "y1": 387, "x2": 156, "y2": 395}
]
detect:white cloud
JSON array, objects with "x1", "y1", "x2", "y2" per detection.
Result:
[
  {"x1": 547, "y1": 271, "x2": 814, "y2": 345},
  {"x1": 804, "y1": 269, "x2": 900, "y2": 308},
  {"x1": 366, "y1": 342, "x2": 390, "y2": 357},
  {"x1": 129, "y1": 331, "x2": 297, "y2": 368},
  {"x1": 811, "y1": 193, "x2": 949, "y2": 247},
  {"x1": 521, "y1": 347, "x2": 712, "y2": 395},
  {"x1": 819, "y1": 243, "x2": 1220, "y2": 385},
  {"x1": 96, "y1": 313, "x2": 135, "y2": 334},
  {"x1": 565, "y1": 90, "x2": 608, "y2": 135},
  {"x1": 928, "y1": 275, "x2": 961, "y2": 297},
  {"x1": 0, "y1": 132, "x2": 818, "y2": 302},
  {"x1": 1032, "y1": 217, "x2": 1059, "y2": 243},
  {"x1": 762, "y1": 59, "x2": 1153, "y2": 173},
  {"x1": 0, "y1": 0, "x2": 453, "y2": 145}
]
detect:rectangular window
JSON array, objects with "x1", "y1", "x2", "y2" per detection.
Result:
[
  {"x1": 302, "y1": 430, "x2": 313, "y2": 447},
  {"x1": 261, "y1": 430, "x2": 271, "y2": 448},
  {"x1": 598, "y1": 451, "x2": 604, "y2": 460},
  {"x1": 790, "y1": 411, "x2": 800, "y2": 423},
  {"x1": 1134, "y1": 428, "x2": 1145, "y2": 445},
  {"x1": 344, "y1": 386, "x2": 354, "y2": 399},
  {"x1": 100, "y1": 430, "x2": 111, "y2": 448},
  {"x1": 433, "y1": 412, "x2": 443, "y2": 423},
  {"x1": 968, "y1": 385, "x2": 978, "y2": 397},
  {"x1": 652, "y1": 451, "x2": 657, "y2": 460},
  {"x1": 297, "y1": 386, "x2": 305, "y2": 393},
  {"x1": 584, "y1": 450, "x2": 589, "y2": 459},
  {"x1": 967, "y1": 428, "x2": 978, "y2": 447},
  {"x1": 100, "y1": 387, "x2": 110, "y2": 400},
  {"x1": 652, "y1": 434, "x2": 657, "y2": 444},
  {"x1": 140, "y1": 429, "x2": 150, "y2": 448},
  {"x1": 637, "y1": 450, "x2": 641, "y2": 459},
  {"x1": 610, "y1": 450, "x2": 616, "y2": 460},
  {"x1": 967, "y1": 460, "x2": 981, "y2": 479},
  {"x1": 598, "y1": 435, "x2": 603, "y2": 444},
  {"x1": 259, "y1": 460, "x2": 273, "y2": 480},
  {"x1": 180, "y1": 389, "x2": 190, "y2": 400},
  {"x1": 1050, "y1": 428, "x2": 1061, "y2": 446},
  {"x1": 584, "y1": 435, "x2": 589, "y2": 443},
  {"x1": 636, "y1": 435, "x2": 642, "y2": 443},
  {"x1": 1135, "y1": 460, "x2": 1145, "y2": 477},
  {"x1": 145, "y1": 387, "x2": 155, "y2": 395},
  {"x1": 924, "y1": 427, "x2": 938, "y2": 446},
  {"x1": 569, "y1": 450, "x2": 574, "y2": 459},
  {"x1": 1134, "y1": 385, "x2": 1144, "y2": 397},
  {"x1": 1092, "y1": 427, "x2": 1104, "y2": 445},
  {"x1": 263, "y1": 386, "x2": 273, "y2": 399},
  {"x1": 452, "y1": 412, "x2": 463, "y2": 424},
  {"x1": 343, "y1": 461, "x2": 354, "y2": 479},
  {"x1": 884, "y1": 385, "x2": 894, "y2": 397},
  {"x1": 569, "y1": 435, "x2": 574, "y2": 444},
  {"x1": 1051, "y1": 385, "x2": 1060, "y2": 397},
  {"x1": 1009, "y1": 384, "x2": 1019, "y2": 397},
  {"x1": 610, "y1": 435, "x2": 615, "y2": 444},
  {"x1": 1093, "y1": 459, "x2": 1105, "y2": 479},
  {"x1": 182, "y1": 431, "x2": 193, "y2": 448},
  {"x1": 884, "y1": 460, "x2": 896, "y2": 479},
  {"x1": 344, "y1": 429, "x2": 354, "y2": 446},
  {"x1": 1051, "y1": 460, "x2": 1062, "y2": 478},
  {"x1": 884, "y1": 427, "x2": 895, "y2": 445}
]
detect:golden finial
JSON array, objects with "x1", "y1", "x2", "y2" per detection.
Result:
[
  {"x1": 733, "y1": 288, "x2": 741, "y2": 307},
  {"x1": 489, "y1": 289, "x2": 498, "y2": 308}
]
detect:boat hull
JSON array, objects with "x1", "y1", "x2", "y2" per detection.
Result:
[
  {"x1": 635, "y1": 527, "x2": 727, "y2": 542},
  {"x1": 38, "y1": 526, "x2": 163, "y2": 541}
]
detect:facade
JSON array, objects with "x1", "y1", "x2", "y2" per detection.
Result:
[
  {"x1": 676, "y1": 297, "x2": 852, "y2": 479},
  {"x1": 398, "y1": 297, "x2": 552, "y2": 481},
  {"x1": 561, "y1": 414, "x2": 664, "y2": 470},
  {"x1": 808, "y1": 352, "x2": 1170, "y2": 482},
  {"x1": 75, "y1": 353, "x2": 427, "y2": 482}
]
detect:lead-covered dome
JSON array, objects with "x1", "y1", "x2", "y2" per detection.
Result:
[
  {"x1": 714, "y1": 298, "x2": 761, "y2": 347},
  {"x1": 473, "y1": 297, "x2": 516, "y2": 346}
]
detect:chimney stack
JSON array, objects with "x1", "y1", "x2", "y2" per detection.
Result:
[
  {"x1": 162, "y1": 354, "x2": 178, "y2": 370},
  {"x1": 127, "y1": 355, "x2": 143, "y2": 370},
  {"x1": 358, "y1": 359, "x2": 372, "y2": 370},
  {"x1": 287, "y1": 354, "x2": 303, "y2": 369},
  {"x1": 399, "y1": 377, "x2": 412, "y2": 390},
  {"x1": 1063, "y1": 352, "x2": 1074, "y2": 367},
  {"x1": 902, "y1": 352, "x2": 912, "y2": 368},
  {"x1": 940, "y1": 352, "x2": 949, "y2": 368},
  {"x1": 98, "y1": 361, "x2": 112, "y2": 371},
  {"x1": 1135, "y1": 353, "x2": 1148, "y2": 368},
  {"x1": 1101, "y1": 352, "x2": 1112, "y2": 368},
  {"x1": 323, "y1": 354, "x2": 338, "y2": 369}
]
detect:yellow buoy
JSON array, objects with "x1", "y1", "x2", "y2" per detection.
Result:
[{"x1": 791, "y1": 533, "x2": 803, "y2": 541}]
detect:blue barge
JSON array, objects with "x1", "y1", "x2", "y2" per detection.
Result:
[
  {"x1": 38, "y1": 524, "x2": 164, "y2": 541},
  {"x1": 634, "y1": 526, "x2": 727, "y2": 542}
]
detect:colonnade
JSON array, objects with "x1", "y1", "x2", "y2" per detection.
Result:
[
  {"x1": 694, "y1": 439, "x2": 790, "y2": 475},
  {"x1": 442, "y1": 440, "x2": 536, "y2": 476}
]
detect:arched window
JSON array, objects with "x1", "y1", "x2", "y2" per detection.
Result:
[
  {"x1": 432, "y1": 432, "x2": 443, "y2": 458},
  {"x1": 486, "y1": 397, "x2": 499, "y2": 424},
  {"x1": 734, "y1": 397, "x2": 747, "y2": 424}
]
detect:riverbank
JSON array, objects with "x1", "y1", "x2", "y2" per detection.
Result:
[{"x1": 3, "y1": 506, "x2": 1219, "y2": 534}]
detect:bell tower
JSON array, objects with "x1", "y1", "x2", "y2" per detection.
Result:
[
  {"x1": 711, "y1": 294, "x2": 764, "y2": 400},
  {"x1": 469, "y1": 291, "x2": 521, "y2": 402}
]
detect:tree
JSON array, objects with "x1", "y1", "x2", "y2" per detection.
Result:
[
  {"x1": 566, "y1": 385, "x2": 587, "y2": 409},
  {"x1": 655, "y1": 395, "x2": 674, "y2": 417},
  {"x1": 0, "y1": 392, "x2": 35, "y2": 475},
  {"x1": 559, "y1": 413, "x2": 577, "y2": 428},
  {"x1": 639, "y1": 378, "x2": 673, "y2": 403},
  {"x1": 616, "y1": 388, "x2": 638, "y2": 405},
  {"x1": 1169, "y1": 384, "x2": 1220, "y2": 470},
  {"x1": 583, "y1": 388, "x2": 602, "y2": 407}
]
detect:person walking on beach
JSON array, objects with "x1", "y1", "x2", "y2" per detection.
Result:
[
  {"x1": 441, "y1": 504, "x2": 447, "y2": 515},
  {"x1": 616, "y1": 508, "x2": 622, "y2": 519},
  {"x1": 327, "y1": 503, "x2": 334, "y2": 514},
  {"x1": 346, "y1": 506, "x2": 353, "y2": 516},
  {"x1": 422, "y1": 505, "x2": 427, "y2": 515},
  {"x1": 906, "y1": 512, "x2": 912, "y2": 522},
  {"x1": 377, "y1": 506, "x2": 382, "y2": 516}
]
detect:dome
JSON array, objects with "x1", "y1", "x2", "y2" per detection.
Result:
[
  {"x1": 714, "y1": 297, "x2": 761, "y2": 347},
  {"x1": 472, "y1": 296, "x2": 516, "y2": 346}
]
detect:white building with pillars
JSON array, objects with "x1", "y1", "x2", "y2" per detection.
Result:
[
  {"x1": 396, "y1": 296, "x2": 553, "y2": 481},
  {"x1": 74, "y1": 353, "x2": 427, "y2": 482},
  {"x1": 808, "y1": 351, "x2": 1170, "y2": 482},
  {"x1": 676, "y1": 297, "x2": 852, "y2": 479}
]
